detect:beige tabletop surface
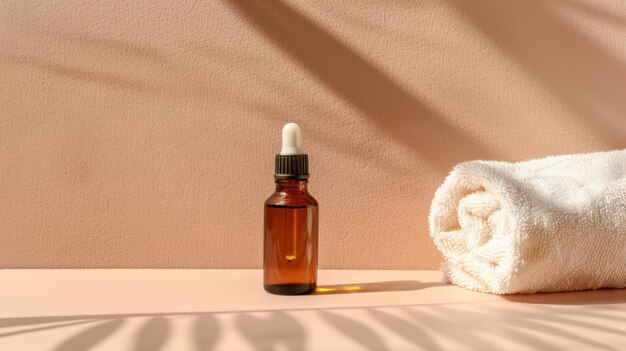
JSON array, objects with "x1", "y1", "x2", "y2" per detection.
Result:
[{"x1": 0, "y1": 269, "x2": 624, "y2": 350}]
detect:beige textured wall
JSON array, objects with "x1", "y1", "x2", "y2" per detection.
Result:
[{"x1": 1, "y1": 0, "x2": 625, "y2": 268}]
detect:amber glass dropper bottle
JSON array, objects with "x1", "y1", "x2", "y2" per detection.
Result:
[{"x1": 264, "y1": 123, "x2": 319, "y2": 295}]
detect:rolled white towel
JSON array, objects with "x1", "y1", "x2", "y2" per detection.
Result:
[{"x1": 429, "y1": 149, "x2": 626, "y2": 294}]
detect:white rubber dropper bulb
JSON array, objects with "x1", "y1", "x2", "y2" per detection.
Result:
[{"x1": 280, "y1": 123, "x2": 304, "y2": 155}]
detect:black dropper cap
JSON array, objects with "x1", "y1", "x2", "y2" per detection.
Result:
[
  {"x1": 274, "y1": 123, "x2": 309, "y2": 180},
  {"x1": 275, "y1": 154, "x2": 309, "y2": 180}
]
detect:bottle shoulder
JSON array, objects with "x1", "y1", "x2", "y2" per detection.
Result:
[
  {"x1": 265, "y1": 191, "x2": 318, "y2": 208},
  {"x1": 306, "y1": 192, "x2": 319, "y2": 206}
]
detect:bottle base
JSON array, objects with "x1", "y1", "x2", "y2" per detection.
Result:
[{"x1": 264, "y1": 283, "x2": 316, "y2": 295}]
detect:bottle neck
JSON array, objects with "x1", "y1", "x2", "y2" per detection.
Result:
[{"x1": 275, "y1": 179, "x2": 308, "y2": 193}]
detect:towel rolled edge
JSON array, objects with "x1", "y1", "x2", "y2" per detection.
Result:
[{"x1": 428, "y1": 160, "x2": 532, "y2": 294}]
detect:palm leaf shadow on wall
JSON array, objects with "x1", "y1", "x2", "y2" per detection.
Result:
[
  {"x1": 449, "y1": 0, "x2": 626, "y2": 146},
  {"x1": 0, "y1": 30, "x2": 209, "y2": 98},
  {"x1": 223, "y1": 0, "x2": 492, "y2": 172}
]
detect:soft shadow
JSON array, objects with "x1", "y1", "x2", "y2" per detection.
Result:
[
  {"x1": 449, "y1": 0, "x2": 626, "y2": 147},
  {"x1": 502, "y1": 288, "x2": 626, "y2": 305},
  {"x1": 0, "y1": 316, "x2": 97, "y2": 330},
  {"x1": 318, "y1": 310, "x2": 387, "y2": 351},
  {"x1": 409, "y1": 306, "x2": 563, "y2": 350},
  {"x1": 0, "y1": 320, "x2": 98, "y2": 339},
  {"x1": 0, "y1": 302, "x2": 624, "y2": 350},
  {"x1": 40, "y1": 30, "x2": 170, "y2": 64},
  {"x1": 369, "y1": 309, "x2": 440, "y2": 350},
  {"x1": 54, "y1": 319, "x2": 124, "y2": 351},
  {"x1": 193, "y1": 314, "x2": 220, "y2": 351},
  {"x1": 491, "y1": 305, "x2": 626, "y2": 337},
  {"x1": 555, "y1": 0, "x2": 626, "y2": 27},
  {"x1": 224, "y1": 0, "x2": 492, "y2": 172},
  {"x1": 0, "y1": 29, "x2": 207, "y2": 97},
  {"x1": 235, "y1": 311, "x2": 306, "y2": 351},
  {"x1": 445, "y1": 305, "x2": 620, "y2": 350},
  {"x1": 315, "y1": 280, "x2": 446, "y2": 295},
  {"x1": 0, "y1": 53, "x2": 158, "y2": 93},
  {"x1": 134, "y1": 316, "x2": 170, "y2": 351},
  {"x1": 404, "y1": 307, "x2": 513, "y2": 350}
]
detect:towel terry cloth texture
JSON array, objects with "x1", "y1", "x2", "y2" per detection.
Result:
[{"x1": 429, "y1": 149, "x2": 626, "y2": 294}]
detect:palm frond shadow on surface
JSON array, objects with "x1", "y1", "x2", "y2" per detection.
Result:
[{"x1": 0, "y1": 287, "x2": 623, "y2": 350}]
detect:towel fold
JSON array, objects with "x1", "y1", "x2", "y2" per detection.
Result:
[{"x1": 429, "y1": 149, "x2": 626, "y2": 294}]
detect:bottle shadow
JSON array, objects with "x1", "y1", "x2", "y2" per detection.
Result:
[{"x1": 314, "y1": 280, "x2": 447, "y2": 295}]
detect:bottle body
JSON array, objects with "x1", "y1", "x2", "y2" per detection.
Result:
[{"x1": 264, "y1": 179, "x2": 318, "y2": 295}]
